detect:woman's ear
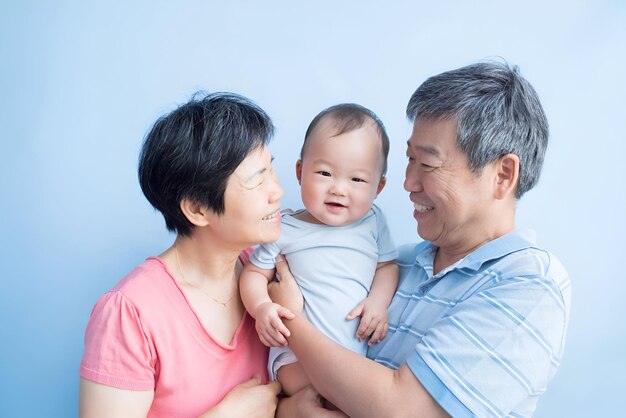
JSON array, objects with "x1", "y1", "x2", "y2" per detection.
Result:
[
  {"x1": 179, "y1": 199, "x2": 211, "y2": 227},
  {"x1": 494, "y1": 153, "x2": 520, "y2": 200}
]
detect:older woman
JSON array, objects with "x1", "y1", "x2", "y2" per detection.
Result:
[
  {"x1": 79, "y1": 93, "x2": 283, "y2": 417},
  {"x1": 272, "y1": 62, "x2": 571, "y2": 417}
]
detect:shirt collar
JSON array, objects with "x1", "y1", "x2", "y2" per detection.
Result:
[
  {"x1": 461, "y1": 229, "x2": 537, "y2": 271},
  {"x1": 415, "y1": 229, "x2": 538, "y2": 279}
]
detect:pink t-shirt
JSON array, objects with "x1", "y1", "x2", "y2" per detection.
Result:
[{"x1": 80, "y1": 254, "x2": 268, "y2": 417}]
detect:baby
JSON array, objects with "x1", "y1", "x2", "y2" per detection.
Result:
[{"x1": 240, "y1": 103, "x2": 398, "y2": 399}]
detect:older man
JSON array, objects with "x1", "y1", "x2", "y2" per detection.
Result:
[{"x1": 271, "y1": 61, "x2": 571, "y2": 417}]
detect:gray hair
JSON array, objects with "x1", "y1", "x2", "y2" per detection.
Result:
[{"x1": 406, "y1": 61, "x2": 549, "y2": 198}]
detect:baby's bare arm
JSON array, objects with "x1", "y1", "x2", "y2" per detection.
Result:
[
  {"x1": 347, "y1": 260, "x2": 398, "y2": 344},
  {"x1": 369, "y1": 260, "x2": 399, "y2": 307},
  {"x1": 240, "y1": 262, "x2": 275, "y2": 315},
  {"x1": 240, "y1": 262, "x2": 294, "y2": 347}
]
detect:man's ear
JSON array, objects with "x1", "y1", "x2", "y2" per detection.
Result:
[
  {"x1": 295, "y1": 160, "x2": 303, "y2": 185},
  {"x1": 376, "y1": 176, "x2": 387, "y2": 195},
  {"x1": 179, "y1": 198, "x2": 211, "y2": 227},
  {"x1": 494, "y1": 153, "x2": 520, "y2": 200}
]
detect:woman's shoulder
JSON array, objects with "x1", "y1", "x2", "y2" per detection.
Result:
[
  {"x1": 108, "y1": 257, "x2": 174, "y2": 304},
  {"x1": 86, "y1": 257, "x2": 186, "y2": 338}
]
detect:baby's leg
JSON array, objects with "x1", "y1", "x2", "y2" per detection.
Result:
[{"x1": 276, "y1": 361, "x2": 311, "y2": 396}]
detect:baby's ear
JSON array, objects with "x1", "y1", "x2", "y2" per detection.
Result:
[
  {"x1": 295, "y1": 160, "x2": 303, "y2": 185},
  {"x1": 376, "y1": 176, "x2": 387, "y2": 195}
]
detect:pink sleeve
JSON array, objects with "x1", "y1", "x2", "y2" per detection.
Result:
[
  {"x1": 239, "y1": 247, "x2": 253, "y2": 264},
  {"x1": 80, "y1": 291, "x2": 155, "y2": 390}
]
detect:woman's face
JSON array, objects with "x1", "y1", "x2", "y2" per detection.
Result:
[{"x1": 208, "y1": 145, "x2": 284, "y2": 250}]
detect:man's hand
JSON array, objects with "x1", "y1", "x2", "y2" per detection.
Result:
[
  {"x1": 253, "y1": 301, "x2": 294, "y2": 347},
  {"x1": 346, "y1": 296, "x2": 389, "y2": 345},
  {"x1": 268, "y1": 255, "x2": 304, "y2": 315},
  {"x1": 276, "y1": 385, "x2": 347, "y2": 418}
]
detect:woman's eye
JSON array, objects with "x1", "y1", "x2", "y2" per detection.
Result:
[{"x1": 243, "y1": 179, "x2": 264, "y2": 190}]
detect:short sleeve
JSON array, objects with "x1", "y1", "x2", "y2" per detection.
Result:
[
  {"x1": 372, "y1": 205, "x2": 397, "y2": 262},
  {"x1": 248, "y1": 242, "x2": 281, "y2": 270},
  {"x1": 80, "y1": 291, "x2": 155, "y2": 390},
  {"x1": 239, "y1": 247, "x2": 254, "y2": 264},
  {"x1": 407, "y1": 274, "x2": 568, "y2": 417}
]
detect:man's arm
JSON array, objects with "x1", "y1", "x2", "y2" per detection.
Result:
[
  {"x1": 269, "y1": 257, "x2": 448, "y2": 418},
  {"x1": 276, "y1": 385, "x2": 348, "y2": 418}
]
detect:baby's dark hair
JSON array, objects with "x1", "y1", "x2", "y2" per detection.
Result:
[{"x1": 301, "y1": 103, "x2": 390, "y2": 175}]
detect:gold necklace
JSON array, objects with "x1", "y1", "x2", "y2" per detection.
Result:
[{"x1": 174, "y1": 245, "x2": 236, "y2": 308}]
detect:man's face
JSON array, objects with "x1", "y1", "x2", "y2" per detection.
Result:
[{"x1": 404, "y1": 117, "x2": 497, "y2": 251}]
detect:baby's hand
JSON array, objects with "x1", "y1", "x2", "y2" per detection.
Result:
[
  {"x1": 346, "y1": 297, "x2": 389, "y2": 345},
  {"x1": 253, "y1": 301, "x2": 295, "y2": 347}
]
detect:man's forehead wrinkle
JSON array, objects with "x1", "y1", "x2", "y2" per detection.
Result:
[{"x1": 406, "y1": 140, "x2": 441, "y2": 157}]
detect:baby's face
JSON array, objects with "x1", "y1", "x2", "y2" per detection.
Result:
[{"x1": 296, "y1": 119, "x2": 386, "y2": 226}]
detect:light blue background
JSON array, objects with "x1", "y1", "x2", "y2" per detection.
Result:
[{"x1": 1, "y1": 1, "x2": 624, "y2": 416}]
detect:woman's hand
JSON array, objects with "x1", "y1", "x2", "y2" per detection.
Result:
[
  {"x1": 268, "y1": 255, "x2": 304, "y2": 315},
  {"x1": 203, "y1": 375, "x2": 281, "y2": 418}
]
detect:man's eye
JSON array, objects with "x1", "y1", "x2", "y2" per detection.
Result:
[
  {"x1": 421, "y1": 163, "x2": 435, "y2": 171},
  {"x1": 317, "y1": 171, "x2": 331, "y2": 177}
]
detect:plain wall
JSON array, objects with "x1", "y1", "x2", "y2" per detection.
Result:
[{"x1": 1, "y1": 1, "x2": 624, "y2": 416}]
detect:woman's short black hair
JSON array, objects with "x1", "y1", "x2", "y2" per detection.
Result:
[{"x1": 138, "y1": 91, "x2": 274, "y2": 236}]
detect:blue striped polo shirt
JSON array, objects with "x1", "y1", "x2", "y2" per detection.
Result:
[{"x1": 367, "y1": 229, "x2": 571, "y2": 417}]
